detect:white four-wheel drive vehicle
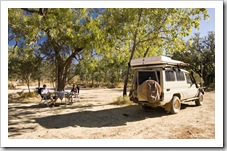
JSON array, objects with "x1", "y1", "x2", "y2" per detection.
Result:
[{"x1": 129, "y1": 56, "x2": 204, "y2": 114}]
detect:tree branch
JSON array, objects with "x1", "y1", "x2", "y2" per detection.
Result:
[
  {"x1": 137, "y1": 36, "x2": 169, "y2": 45},
  {"x1": 140, "y1": 15, "x2": 168, "y2": 41},
  {"x1": 116, "y1": 36, "x2": 130, "y2": 42},
  {"x1": 143, "y1": 47, "x2": 150, "y2": 57},
  {"x1": 21, "y1": 8, "x2": 48, "y2": 16}
]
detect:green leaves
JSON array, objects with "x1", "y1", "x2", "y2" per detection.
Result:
[
  {"x1": 172, "y1": 31, "x2": 215, "y2": 86},
  {"x1": 98, "y1": 8, "x2": 209, "y2": 57},
  {"x1": 8, "y1": 8, "x2": 210, "y2": 90}
]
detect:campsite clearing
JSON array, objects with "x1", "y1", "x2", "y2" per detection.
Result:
[{"x1": 8, "y1": 88, "x2": 215, "y2": 139}]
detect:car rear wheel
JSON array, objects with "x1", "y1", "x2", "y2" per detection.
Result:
[
  {"x1": 195, "y1": 92, "x2": 203, "y2": 106},
  {"x1": 170, "y1": 96, "x2": 181, "y2": 114}
]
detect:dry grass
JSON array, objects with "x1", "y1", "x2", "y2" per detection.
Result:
[{"x1": 110, "y1": 96, "x2": 134, "y2": 105}]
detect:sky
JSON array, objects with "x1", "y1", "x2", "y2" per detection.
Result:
[{"x1": 189, "y1": 8, "x2": 215, "y2": 38}]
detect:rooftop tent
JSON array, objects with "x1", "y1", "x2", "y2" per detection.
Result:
[{"x1": 130, "y1": 56, "x2": 187, "y2": 68}]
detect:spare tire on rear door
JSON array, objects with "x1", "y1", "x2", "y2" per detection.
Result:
[{"x1": 138, "y1": 80, "x2": 161, "y2": 104}]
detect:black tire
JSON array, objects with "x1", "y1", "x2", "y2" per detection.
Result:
[
  {"x1": 195, "y1": 92, "x2": 203, "y2": 106},
  {"x1": 170, "y1": 96, "x2": 181, "y2": 114}
]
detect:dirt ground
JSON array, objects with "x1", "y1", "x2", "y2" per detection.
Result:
[{"x1": 8, "y1": 88, "x2": 215, "y2": 139}]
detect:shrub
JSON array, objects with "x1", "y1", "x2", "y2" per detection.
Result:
[
  {"x1": 20, "y1": 92, "x2": 39, "y2": 99},
  {"x1": 107, "y1": 84, "x2": 117, "y2": 88},
  {"x1": 8, "y1": 83, "x2": 16, "y2": 89},
  {"x1": 8, "y1": 93, "x2": 20, "y2": 99},
  {"x1": 9, "y1": 91, "x2": 39, "y2": 100},
  {"x1": 208, "y1": 83, "x2": 215, "y2": 89},
  {"x1": 9, "y1": 91, "x2": 40, "y2": 103}
]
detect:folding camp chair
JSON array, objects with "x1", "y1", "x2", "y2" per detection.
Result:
[
  {"x1": 71, "y1": 85, "x2": 80, "y2": 103},
  {"x1": 70, "y1": 92, "x2": 80, "y2": 103},
  {"x1": 36, "y1": 87, "x2": 54, "y2": 106}
]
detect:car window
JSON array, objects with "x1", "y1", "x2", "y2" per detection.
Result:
[
  {"x1": 176, "y1": 71, "x2": 185, "y2": 81},
  {"x1": 138, "y1": 71, "x2": 156, "y2": 85},
  {"x1": 165, "y1": 70, "x2": 175, "y2": 81}
]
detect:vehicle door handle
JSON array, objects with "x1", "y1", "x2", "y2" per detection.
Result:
[{"x1": 167, "y1": 89, "x2": 170, "y2": 91}]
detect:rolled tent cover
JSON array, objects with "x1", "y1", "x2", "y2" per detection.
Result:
[{"x1": 138, "y1": 80, "x2": 161, "y2": 103}]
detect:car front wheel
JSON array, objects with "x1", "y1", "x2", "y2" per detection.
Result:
[{"x1": 170, "y1": 96, "x2": 181, "y2": 114}]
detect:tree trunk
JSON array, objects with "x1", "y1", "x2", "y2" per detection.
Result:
[
  {"x1": 27, "y1": 83, "x2": 30, "y2": 93},
  {"x1": 123, "y1": 62, "x2": 131, "y2": 96},
  {"x1": 92, "y1": 75, "x2": 94, "y2": 87},
  {"x1": 57, "y1": 64, "x2": 66, "y2": 91},
  {"x1": 55, "y1": 47, "x2": 83, "y2": 91},
  {"x1": 122, "y1": 9, "x2": 142, "y2": 96},
  {"x1": 38, "y1": 77, "x2": 40, "y2": 88},
  {"x1": 26, "y1": 78, "x2": 31, "y2": 93},
  {"x1": 122, "y1": 37, "x2": 138, "y2": 96},
  {"x1": 57, "y1": 79, "x2": 65, "y2": 91}
]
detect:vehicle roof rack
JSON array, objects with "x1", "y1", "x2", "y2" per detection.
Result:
[{"x1": 131, "y1": 63, "x2": 187, "y2": 69}]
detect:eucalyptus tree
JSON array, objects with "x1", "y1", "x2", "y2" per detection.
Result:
[
  {"x1": 8, "y1": 46, "x2": 42, "y2": 92},
  {"x1": 8, "y1": 8, "x2": 209, "y2": 94},
  {"x1": 99, "y1": 8, "x2": 209, "y2": 96},
  {"x1": 8, "y1": 8, "x2": 103, "y2": 91},
  {"x1": 172, "y1": 31, "x2": 215, "y2": 86}
]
